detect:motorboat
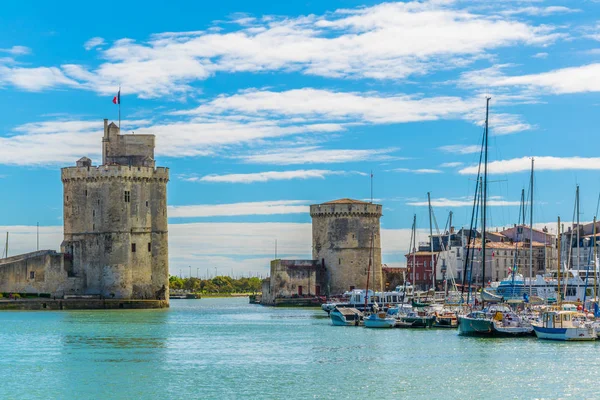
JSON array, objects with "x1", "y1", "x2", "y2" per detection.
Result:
[
  {"x1": 329, "y1": 307, "x2": 363, "y2": 326},
  {"x1": 363, "y1": 311, "x2": 395, "y2": 328},
  {"x1": 532, "y1": 310, "x2": 596, "y2": 341}
]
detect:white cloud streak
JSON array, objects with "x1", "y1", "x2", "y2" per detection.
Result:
[
  {"x1": 84, "y1": 37, "x2": 106, "y2": 50},
  {"x1": 187, "y1": 169, "x2": 361, "y2": 183},
  {"x1": 406, "y1": 197, "x2": 521, "y2": 207},
  {"x1": 459, "y1": 156, "x2": 600, "y2": 175},
  {"x1": 388, "y1": 168, "x2": 442, "y2": 174},
  {"x1": 239, "y1": 146, "x2": 398, "y2": 165},
  {"x1": 438, "y1": 144, "x2": 481, "y2": 154},
  {"x1": 168, "y1": 200, "x2": 310, "y2": 218}
]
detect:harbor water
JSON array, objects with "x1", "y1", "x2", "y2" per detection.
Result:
[{"x1": 1, "y1": 297, "x2": 598, "y2": 399}]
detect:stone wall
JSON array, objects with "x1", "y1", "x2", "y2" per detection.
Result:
[
  {"x1": 310, "y1": 202, "x2": 382, "y2": 295},
  {"x1": 261, "y1": 260, "x2": 324, "y2": 305},
  {"x1": 0, "y1": 250, "x2": 83, "y2": 296}
]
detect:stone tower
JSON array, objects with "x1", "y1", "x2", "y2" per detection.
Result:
[
  {"x1": 61, "y1": 119, "x2": 169, "y2": 302},
  {"x1": 310, "y1": 199, "x2": 382, "y2": 296}
]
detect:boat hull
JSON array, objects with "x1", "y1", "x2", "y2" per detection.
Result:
[
  {"x1": 401, "y1": 316, "x2": 435, "y2": 328},
  {"x1": 532, "y1": 325, "x2": 596, "y2": 341},
  {"x1": 458, "y1": 316, "x2": 494, "y2": 336},
  {"x1": 364, "y1": 315, "x2": 395, "y2": 328}
]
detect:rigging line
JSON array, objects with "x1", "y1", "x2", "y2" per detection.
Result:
[{"x1": 461, "y1": 126, "x2": 486, "y2": 302}]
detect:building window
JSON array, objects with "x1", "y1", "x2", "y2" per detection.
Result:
[
  {"x1": 146, "y1": 201, "x2": 149, "y2": 207},
  {"x1": 339, "y1": 258, "x2": 341, "y2": 265},
  {"x1": 29, "y1": 271, "x2": 35, "y2": 280},
  {"x1": 124, "y1": 191, "x2": 131, "y2": 203},
  {"x1": 97, "y1": 199, "x2": 100, "y2": 205},
  {"x1": 85, "y1": 190, "x2": 88, "y2": 197},
  {"x1": 131, "y1": 243, "x2": 136, "y2": 253},
  {"x1": 148, "y1": 242, "x2": 151, "y2": 252},
  {"x1": 298, "y1": 285, "x2": 303, "y2": 296},
  {"x1": 92, "y1": 210, "x2": 95, "y2": 217},
  {"x1": 92, "y1": 224, "x2": 95, "y2": 230}
]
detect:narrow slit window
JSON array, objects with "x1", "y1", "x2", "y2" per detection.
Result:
[
  {"x1": 148, "y1": 242, "x2": 152, "y2": 252},
  {"x1": 131, "y1": 243, "x2": 136, "y2": 253},
  {"x1": 124, "y1": 191, "x2": 131, "y2": 203}
]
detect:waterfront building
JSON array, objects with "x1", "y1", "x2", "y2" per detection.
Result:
[
  {"x1": 0, "y1": 120, "x2": 170, "y2": 306},
  {"x1": 560, "y1": 221, "x2": 600, "y2": 270}
]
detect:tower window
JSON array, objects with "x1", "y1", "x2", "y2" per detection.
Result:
[
  {"x1": 146, "y1": 201, "x2": 149, "y2": 207},
  {"x1": 92, "y1": 210, "x2": 95, "y2": 217},
  {"x1": 29, "y1": 271, "x2": 35, "y2": 280},
  {"x1": 97, "y1": 199, "x2": 100, "y2": 205},
  {"x1": 124, "y1": 191, "x2": 131, "y2": 203},
  {"x1": 131, "y1": 243, "x2": 136, "y2": 253},
  {"x1": 85, "y1": 190, "x2": 88, "y2": 197},
  {"x1": 148, "y1": 242, "x2": 151, "y2": 252},
  {"x1": 339, "y1": 258, "x2": 341, "y2": 265}
]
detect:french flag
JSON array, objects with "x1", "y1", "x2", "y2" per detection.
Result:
[{"x1": 112, "y1": 89, "x2": 120, "y2": 105}]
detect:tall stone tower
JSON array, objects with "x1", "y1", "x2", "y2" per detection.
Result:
[
  {"x1": 61, "y1": 119, "x2": 169, "y2": 302},
  {"x1": 310, "y1": 199, "x2": 382, "y2": 296}
]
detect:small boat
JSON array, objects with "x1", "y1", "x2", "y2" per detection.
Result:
[
  {"x1": 400, "y1": 311, "x2": 435, "y2": 328},
  {"x1": 458, "y1": 305, "x2": 529, "y2": 337},
  {"x1": 532, "y1": 310, "x2": 596, "y2": 341},
  {"x1": 330, "y1": 307, "x2": 363, "y2": 326},
  {"x1": 433, "y1": 311, "x2": 458, "y2": 328},
  {"x1": 363, "y1": 312, "x2": 396, "y2": 328},
  {"x1": 458, "y1": 310, "x2": 494, "y2": 336},
  {"x1": 491, "y1": 312, "x2": 534, "y2": 336}
]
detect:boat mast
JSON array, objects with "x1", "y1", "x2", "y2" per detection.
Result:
[
  {"x1": 3, "y1": 232, "x2": 7, "y2": 258},
  {"x1": 412, "y1": 214, "x2": 416, "y2": 287},
  {"x1": 529, "y1": 158, "x2": 534, "y2": 296},
  {"x1": 557, "y1": 216, "x2": 561, "y2": 305},
  {"x1": 446, "y1": 211, "x2": 453, "y2": 298},
  {"x1": 428, "y1": 192, "x2": 435, "y2": 290},
  {"x1": 576, "y1": 185, "x2": 580, "y2": 271},
  {"x1": 594, "y1": 216, "x2": 598, "y2": 302},
  {"x1": 481, "y1": 97, "x2": 490, "y2": 300}
]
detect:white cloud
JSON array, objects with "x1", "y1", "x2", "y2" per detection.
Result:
[
  {"x1": 438, "y1": 144, "x2": 481, "y2": 154},
  {"x1": 500, "y1": 6, "x2": 579, "y2": 16},
  {"x1": 459, "y1": 156, "x2": 600, "y2": 175},
  {"x1": 388, "y1": 168, "x2": 442, "y2": 174},
  {"x1": 439, "y1": 162, "x2": 463, "y2": 168},
  {"x1": 239, "y1": 146, "x2": 398, "y2": 165},
  {"x1": 461, "y1": 63, "x2": 600, "y2": 94},
  {"x1": 182, "y1": 88, "x2": 493, "y2": 124},
  {"x1": 1, "y1": 1, "x2": 563, "y2": 97},
  {"x1": 532, "y1": 52, "x2": 548, "y2": 59},
  {"x1": 168, "y1": 200, "x2": 311, "y2": 218},
  {"x1": 84, "y1": 37, "x2": 106, "y2": 50},
  {"x1": 187, "y1": 169, "x2": 361, "y2": 184},
  {"x1": 0, "y1": 66, "x2": 80, "y2": 91},
  {"x1": 0, "y1": 46, "x2": 31, "y2": 56},
  {"x1": 406, "y1": 197, "x2": 521, "y2": 207}
]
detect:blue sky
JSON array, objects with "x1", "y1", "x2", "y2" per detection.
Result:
[{"x1": 1, "y1": 0, "x2": 600, "y2": 275}]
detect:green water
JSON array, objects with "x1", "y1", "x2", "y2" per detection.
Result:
[{"x1": 0, "y1": 298, "x2": 598, "y2": 399}]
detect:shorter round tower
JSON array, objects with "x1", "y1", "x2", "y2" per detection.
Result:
[{"x1": 310, "y1": 199, "x2": 382, "y2": 296}]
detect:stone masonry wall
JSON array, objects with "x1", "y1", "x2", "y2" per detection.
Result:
[{"x1": 311, "y1": 202, "x2": 382, "y2": 295}]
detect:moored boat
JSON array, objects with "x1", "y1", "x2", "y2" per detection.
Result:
[
  {"x1": 400, "y1": 311, "x2": 435, "y2": 328},
  {"x1": 363, "y1": 312, "x2": 396, "y2": 328},
  {"x1": 330, "y1": 307, "x2": 363, "y2": 326},
  {"x1": 532, "y1": 310, "x2": 596, "y2": 341}
]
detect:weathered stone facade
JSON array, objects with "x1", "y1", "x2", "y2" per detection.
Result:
[
  {"x1": 261, "y1": 198, "x2": 383, "y2": 304},
  {"x1": 0, "y1": 119, "x2": 169, "y2": 305},
  {"x1": 311, "y1": 199, "x2": 382, "y2": 295}
]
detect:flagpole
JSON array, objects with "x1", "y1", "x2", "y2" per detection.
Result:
[{"x1": 118, "y1": 85, "x2": 121, "y2": 130}]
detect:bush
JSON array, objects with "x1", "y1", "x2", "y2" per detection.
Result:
[{"x1": 11, "y1": 293, "x2": 21, "y2": 299}]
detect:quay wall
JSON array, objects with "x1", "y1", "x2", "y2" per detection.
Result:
[
  {"x1": 0, "y1": 250, "x2": 83, "y2": 296},
  {"x1": 0, "y1": 299, "x2": 168, "y2": 310}
]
